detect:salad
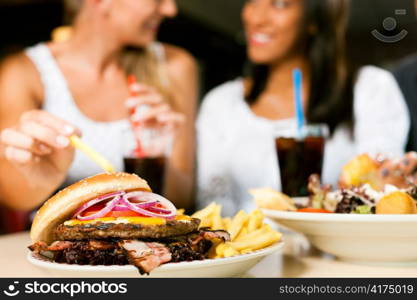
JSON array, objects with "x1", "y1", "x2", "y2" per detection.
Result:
[
  {"x1": 253, "y1": 153, "x2": 417, "y2": 215},
  {"x1": 308, "y1": 174, "x2": 417, "y2": 214}
]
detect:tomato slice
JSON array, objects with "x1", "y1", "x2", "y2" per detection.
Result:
[
  {"x1": 297, "y1": 208, "x2": 333, "y2": 213},
  {"x1": 79, "y1": 202, "x2": 147, "y2": 218},
  {"x1": 81, "y1": 203, "x2": 105, "y2": 217},
  {"x1": 104, "y1": 210, "x2": 145, "y2": 218}
]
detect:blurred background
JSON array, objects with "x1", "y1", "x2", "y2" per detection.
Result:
[
  {"x1": 1, "y1": 0, "x2": 417, "y2": 234},
  {"x1": 1, "y1": 0, "x2": 417, "y2": 96}
]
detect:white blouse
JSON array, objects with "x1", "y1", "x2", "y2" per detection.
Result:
[{"x1": 196, "y1": 66, "x2": 410, "y2": 216}]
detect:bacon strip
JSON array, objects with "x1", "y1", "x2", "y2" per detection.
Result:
[
  {"x1": 119, "y1": 240, "x2": 172, "y2": 274},
  {"x1": 28, "y1": 241, "x2": 73, "y2": 253},
  {"x1": 88, "y1": 240, "x2": 116, "y2": 250},
  {"x1": 200, "y1": 230, "x2": 231, "y2": 242}
]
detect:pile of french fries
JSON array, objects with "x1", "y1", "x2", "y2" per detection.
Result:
[{"x1": 191, "y1": 203, "x2": 282, "y2": 258}]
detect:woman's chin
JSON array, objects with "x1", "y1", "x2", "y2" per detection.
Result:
[
  {"x1": 126, "y1": 36, "x2": 155, "y2": 48},
  {"x1": 247, "y1": 49, "x2": 278, "y2": 65},
  {"x1": 248, "y1": 55, "x2": 274, "y2": 65}
]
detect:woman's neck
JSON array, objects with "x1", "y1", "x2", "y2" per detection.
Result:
[
  {"x1": 265, "y1": 55, "x2": 310, "y2": 96},
  {"x1": 55, "y1": 17, "x2": 123, "y2": 77},
  {"x1": 247, "y1": 55, "x2": 311, "y2": 121}
]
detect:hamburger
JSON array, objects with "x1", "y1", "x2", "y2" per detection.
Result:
[{"x1": 28, "y1": 173, "x2": 230, "y2": 274}]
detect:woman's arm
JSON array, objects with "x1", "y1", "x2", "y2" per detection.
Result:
[
  {"x1": 164, "y1": 45, "x2": 198, "y2": 211},
  {"x1": 0, "y1": 54, "x2": 77, "y2": 210},
  {"x1": 353, "y1": 66, "x2": 410, "y2": 157}
]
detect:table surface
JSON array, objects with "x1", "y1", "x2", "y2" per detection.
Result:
[{"x1": 2, "y1": 231, "x2": 417, "y2": 278}]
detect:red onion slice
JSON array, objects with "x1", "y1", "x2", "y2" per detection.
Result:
[
  {"x1": 73, "y1": 191, "x2": 125, "y2": 218},
  {"x1": 146, "y1": 205, "x2": 172, "y2": 214},
  {"x1": 112, "y1": 200, "x2": 158, "y2": 211},
  {"x1": 111, "y1": 204, "x2": 132, "y2": 212},
  {"x1": 122, "y1": 192, "x2": 176, "y2": 219},
  {"x1": 76, "y1": 196, "x2": 121, "y2": 221}
]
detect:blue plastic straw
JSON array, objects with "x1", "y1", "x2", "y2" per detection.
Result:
[{"x1": 293, "y1": 68, "x2": 305, "y2": 138}]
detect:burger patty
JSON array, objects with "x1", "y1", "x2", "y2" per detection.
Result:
[{"x1": 54, "y1": 218, "x2": 201, "y2": 240}]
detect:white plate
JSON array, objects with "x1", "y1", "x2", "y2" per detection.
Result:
[
  {"x1": 27, "y1": 242, "x2": 283, "y2": 278},
  {"x1": 263, "y1": 209, "x2": 417, "y2": 264}
]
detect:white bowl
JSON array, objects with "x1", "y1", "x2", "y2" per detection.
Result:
[
  {"x1": 27, "y1": 241, "x2": 283, "y2": 278},
  {"x1": 263, "y1": 209, "x2": 417, "y2": 264}
]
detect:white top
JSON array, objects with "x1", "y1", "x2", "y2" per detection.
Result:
[
  {"x1": 25, "y1": 43, "x2": 166, "y2": 186},
  {"x1": 196, "y1": 66, "x2": 410, "y2": 216}
]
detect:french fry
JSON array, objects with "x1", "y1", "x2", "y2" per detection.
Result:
[
  {"x1": 235, "y1": 224, "x2": 270, "y2": 242},
  {"x1": 228, "y1": 229, "x2": 282, "y2": 252},
  {"x1": 222, "y1": 217, "x2": 232, "y2": 231},
  {"x1": 208, "y1": 240, "x2": 222, "y2": 259},
  {"x1": 223, "y1": 244, "x2": 239, "y2": 258},
  {"x1": 69, "y1": 135, "x2": 115, "y2": 173},
  {"x1": 191, "y1": 202, "x2": 217, "y2": 228},
  {"x1": 214, "y1": 243, "x2": 239, "y2": 258},
  {"x1": 247, "y1": 209, "x2": 264, "y2": 233},
  {"x1": 176, "y1": 209, "x2": 185, "y2": 215},
  {"x1": 211, "y1": 204, "x2": 224, "y2": 230},
  {"x1": 240, "y1": 248, "x2": 255, "y2": 255},
  {"x1": 235, "y1": 227, "x2": 248, "y2": 240},
  {"x1": 214, "y1": 243, "x2": 227, "y2": 258},
  {"x1": 193, "y1": 202, "x2": 282, "y2": 259},
  {"x1": 228, "y1": 210, "x2": 249, "y2": 240}
]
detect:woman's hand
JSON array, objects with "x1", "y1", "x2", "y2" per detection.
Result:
[
  {"x1": 377, "y1": 152, "x2": 417, "y2": 188},
  {"x1": 126, "y1": 83, "x2": 185, "y2": 132},
  {"x1": 125, "y1": 83, "x2": 185, "y2": 156},
  {"x1": 0, "y1": 110, "x2": 80, "y2": 189}
]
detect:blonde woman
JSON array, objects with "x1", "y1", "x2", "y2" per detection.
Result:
[{"x1": 0, "y1": 0, "x2": 198, "y2": 210}]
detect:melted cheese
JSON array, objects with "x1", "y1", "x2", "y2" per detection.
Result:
[
  {"x1": 118, "y1": 217, "x2": 166, "y2": 225},
  {"x1": 175, "y1": 215, "x2": 192, "y2": 221},
  {"x1": 64, "y1": 216, "x2": 166, "y2": 226},
  {"x1": 64, "y1": 214, "x2": 193, "y2": 227}
]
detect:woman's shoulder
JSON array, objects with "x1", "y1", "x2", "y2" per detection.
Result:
[
  {"x1": 355, "y1": 65, "x2": 397, "y2": 88},
  {"x1": 162, "y1": 43, "x2": 197, "y2": 76},
  {"x1": 197, "y1": 79, "x2": 245, "y2": 125},
  {"x1": 201, "y1": 79, "x2": 245, "y2": 110},
  {"x1": 0, "y1": 52, "x2": 43, "y2": 105},
  {"x1": 160, "y1": 43, "x2": 199, "y2": 111},
  {"x1": 353, "y1": 65, "x2": 408, "y2": 118},
  {"x1": 1, "y1": 52, "x2": 37, "y2": 80},
  {"x1": 351, "y1": 65, "x2": 410, "y2": 156}
]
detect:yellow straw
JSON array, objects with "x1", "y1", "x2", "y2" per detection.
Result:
[{"x1": 69, "y1": 135, "x2": 115, "y2": 173}]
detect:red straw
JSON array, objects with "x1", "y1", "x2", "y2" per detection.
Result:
[{"x1": 127, "y1": 75, "x2": 145, "y2": 158}]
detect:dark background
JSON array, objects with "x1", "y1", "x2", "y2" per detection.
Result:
[{"x1": 1, "y1": 0, "x2": 417, "y2": 95}]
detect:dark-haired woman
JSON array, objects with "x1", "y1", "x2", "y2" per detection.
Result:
[{"x1": 197, "y1": 0, "x2": 409, "y2": 215}]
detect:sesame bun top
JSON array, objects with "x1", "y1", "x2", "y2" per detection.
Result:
[{"x1": 30, "y1": 172, "x2": 151, "y2": 243}]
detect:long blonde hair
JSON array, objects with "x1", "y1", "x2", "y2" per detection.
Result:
[{"x1": 63, "y1": 0, "x2": 173, "y2": 107}]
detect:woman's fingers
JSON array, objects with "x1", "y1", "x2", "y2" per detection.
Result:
[
  {"x1": 19, "y1": 121, "x2": 70, "y2": 149},
  {"x1": 124, "y1": 86, "x2": 184, "y2": 131},
  {"x1": 21, "y1": 110, "x2": 80, "y2": 137},
  {"x1": 0, "y1": 110, "x2": 80, "y2": 167},
  {"x1": 141, "y1": 104, "x2": 170, "y2": 121},
  {"x1": 0, "y1": 128, "x2": 51, "y2": 155},
  {"x1": 129, "y1": 82, "x2": 156, "y2": 96},
  {"x1": 125, "y1": 93, "x2": 164, "y2": 109},
  {"x1": 399, "y1": 152, "x2": 417, "y2": 175},
  {"x1": 157, "y1": 112, "x2": 185, "y2": 126},
  {"x1": 4, "y1": 146, "x2": 39, "y2": 164},
  {"x1": 378, "y1": 152, "x2": 417, "y2": 182}
]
